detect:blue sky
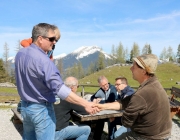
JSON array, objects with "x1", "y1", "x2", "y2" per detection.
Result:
[{"x1": 0, "y1": 0, "x2": 180, "y2": 58}]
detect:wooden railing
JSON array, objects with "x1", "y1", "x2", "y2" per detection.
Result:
[{"x1": 78, "y1": 85, "x2": 172, "y2": 97}]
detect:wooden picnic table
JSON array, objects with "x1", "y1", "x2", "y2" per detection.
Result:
[
  {"x1": 71, "y1": 110, "x2": 123, "y2": 122},
  {"x1": 11, "y1": 108, "x2": 23, "y2": 123}
]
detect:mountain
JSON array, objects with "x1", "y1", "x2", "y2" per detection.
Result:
[
  {"x1": 54, "y1": 46, "x2": 113, "y2": 69},
  {"x1": 8, "y1": 46, "x2": 113, "y2": 70}
]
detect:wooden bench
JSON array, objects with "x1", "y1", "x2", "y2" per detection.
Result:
[
  {"x1": 11, "y1": 108, "x2": 23, "y2": 124},
  {"x1": 169, "y1": 86, "x2": 180, "y2": 118}
]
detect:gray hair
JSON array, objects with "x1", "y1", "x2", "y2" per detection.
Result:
[
  {"x1": 32, "y1": 23, "x2": 56, "y2": 42},
  {"x1": 97, "y1": 76, "x2": 108, "y2": 83},
  {"x1": 64, "y1": 77, "x2": 78, "y2": 88}
]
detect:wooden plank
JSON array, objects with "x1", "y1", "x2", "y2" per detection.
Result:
[
  {"x1": 171, "y1": 87, "x2": 180, "y2": 98},
  {"x1": 11, "y1": 108, "x2": 23, "y2": 122},
  {"x1": 72, "y1": 110, "x2": 123, "y2": 122}
]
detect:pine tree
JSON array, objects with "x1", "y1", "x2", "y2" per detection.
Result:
[
  {"x1": 177, "y1": 44, "x2": 180, "y2": 63},
  {"x1": 0, "y1": 59, "x2": 8, "y2": 82},
  {"x1": 142, "y1": 44, "x2": 152, "y2": 55},
  {"x1": 98, "y1": 52, "x2": 105, "y2": 70}
]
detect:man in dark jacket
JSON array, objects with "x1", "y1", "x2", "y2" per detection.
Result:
[
  {"x1": 90, "y1": 76, "x2": 118, "y2": 140},
  {"x1": 108, "y1": 76, "x2": 134, "y2": 139},
  {"x1": 54, "y1": 77, "x2": 91, "y2": 140}
]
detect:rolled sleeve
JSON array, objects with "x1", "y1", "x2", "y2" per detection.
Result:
[{"x1": 57, "y1": 84, "x2": 71, "y2": 100}]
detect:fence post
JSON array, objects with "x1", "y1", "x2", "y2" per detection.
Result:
[{"x1": 82, "y1": 86, "x2": 84, "y2": 97}]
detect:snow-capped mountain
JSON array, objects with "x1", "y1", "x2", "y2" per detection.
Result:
[
  {"x1": 7, "y1": 46, "x2": 113, "y2": 70},
  {"x1": 7, "y1": 56, "x2": 15, "y2": 63},
  {"x1": 53, "y1": 53, "x2": 67, "y2": 59},
  {"x1": 55, "y1": 46, "x2": 113, "y2": 69},
  {"x1": 71, "y1": 46, "x2": 111, "y2": 60}
]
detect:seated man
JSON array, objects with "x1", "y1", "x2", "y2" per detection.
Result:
[
  {"x1": 96, "y1": 54, "x2": 172, "y2": 140},
  {"x1": 108, "y1": 76, "x2": 134, "y2": 140},
  {"x1": 54, "y1": 76, "x2": 91, "y2": 140},
  {"x1": 90, "y1": 76, "x2": 118, "y2": 140}
]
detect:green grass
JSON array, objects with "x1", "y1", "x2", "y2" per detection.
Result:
[
  {"x1": 0, "y1": 87, "x2": 18, "y2": 94},
  {"x1": 1, "y1": 62, "x2": 180, "y2": 95},
  {"x1": 78, "y1": 62, "x2": 180, "y2": 93}
]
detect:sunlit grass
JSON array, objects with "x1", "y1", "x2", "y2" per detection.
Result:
[
  {"x1": 0, "y1": 87, "x2": 18, "y2": 94},
  {"x1": 79, "y1": 62, "x2": 180, "y2": 93}
]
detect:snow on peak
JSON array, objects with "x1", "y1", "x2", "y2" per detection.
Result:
[
  {"x1": 72, "y1": 46, "x2": 111, "y2": 59},
  {"x1": 72, "y1": 46, "x2": 102, "y2": 59},
  {"x1": 53, "y1": 53, "x2": 67, "y2": 59},
  {"x1": 7, "y1": 56, "x2": 15, "y2": 63}
]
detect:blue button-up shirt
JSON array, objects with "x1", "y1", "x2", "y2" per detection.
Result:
[{"x1": 15, "y1": 43, "x2": 71, "y2": 103}]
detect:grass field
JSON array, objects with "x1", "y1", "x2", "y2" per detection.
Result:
[
  {"x1": 78, "y1": 62, "x2": 180, "y2": 93},
  {"x1": 0, "y1": 62, "x2": 180, "y2": 101}
]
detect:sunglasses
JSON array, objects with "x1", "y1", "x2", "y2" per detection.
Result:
[{"x1": 41, "y1": 36, "x2": 58, "y2": 42}]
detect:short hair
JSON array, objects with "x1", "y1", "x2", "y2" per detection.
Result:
[
  {"x1": 64, "y1": 77, "x2": 78, "y2": 88},
  {"x1": 115, "y1": 76, "x2": 128, "y2": 85},
  {"x1": 54, "y1": 25, "x2": 61, "y2": 40},
  {"x1": 32, "y1": 23, "x2": 57, "y2": 42},
  {"x1": 97, "y1": 76, "x2": 108, "y2": 83}
]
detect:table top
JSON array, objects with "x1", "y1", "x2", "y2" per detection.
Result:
[{"x1": 72, "y1": 110, "x2": 123, "y2": 122}]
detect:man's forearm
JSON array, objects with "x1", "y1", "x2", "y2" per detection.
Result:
[
  {"x1": 65, "y1": 92, "x2": 89, "y2": 107},
  {"x1": 99, "y1": 101, "x2": 122, "y2": 110}
]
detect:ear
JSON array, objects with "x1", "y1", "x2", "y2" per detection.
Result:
[
  {"x1": 142, "y1": 69, "x2": 147, "y2": 75},
  {"x1": 37, "y1": 36, "x2": 43, "y2": 44}
]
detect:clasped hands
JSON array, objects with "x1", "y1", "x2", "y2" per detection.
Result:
[{"x1": 87, "y1": 98, "x2": 108, "y2": 115}]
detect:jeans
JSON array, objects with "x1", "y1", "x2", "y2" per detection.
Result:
[
  {"x1": 114, "y1": 131, "x2": 170, "y2": 140},
  {"x1": 55, "y1": 125, "x2": 91, "y2": 140},
  {"x1": 21, "y1": 101, "x2": 56, "y2": 140},
  {"x1": 114, "y1": 126, "x2": 131, "y2": 138}
]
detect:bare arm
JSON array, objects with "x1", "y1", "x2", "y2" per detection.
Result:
[
  {"x1": 65, "y1": 91, "x2": 99, "y2": 114},
  {"x1": 95, "y1": 101, "x2": 122, "y2": 111}
]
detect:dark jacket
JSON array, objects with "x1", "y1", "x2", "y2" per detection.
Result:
[
  {"x1": 54, "y1": 99, "x2": 87, "y2": 131},
  {"x1": 118, "y1": 86, "x2": 134, "y2": 109},
  {"x1": 90, "y1": 83, "x2": 117, "y2": 103}
]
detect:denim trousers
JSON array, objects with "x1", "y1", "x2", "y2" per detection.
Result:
[
  {"x1": 114, "y1": 131, "x2": 170, "y2": 140},
  {"x1": 55, "y1": 125, "x2": 91, "y2": 140},
  {"x1": 114, "y1": 126, "x2": 131, "y2": 138},
  {"x1": 21, "y1": 101, "x2": 56, "y2": 140}
]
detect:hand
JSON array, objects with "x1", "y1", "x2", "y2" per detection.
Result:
[
  {"x1": 84, "y1": 102, "x2": 100, "y2": 115},
  {"x1": 93, "y1": 103, "x2": 106, "y2": 111},
  {"x1": 93, "y1": 98, "x2": 102, "y2": 103},
  {"x1": 109, "y1": 117, "x2": 115, "y2": 122},
  {"x1": 119, "y1": 84, "x2": 127, "y2": 90}
]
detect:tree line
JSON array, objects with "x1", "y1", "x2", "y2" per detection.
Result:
[{"x1": 1, "y1": 41, "x2": 180, "y2": 84}]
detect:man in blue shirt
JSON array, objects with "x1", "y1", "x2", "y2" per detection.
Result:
[{"x1": 15, "y1": 23, "x2": 97, "y2": 140}]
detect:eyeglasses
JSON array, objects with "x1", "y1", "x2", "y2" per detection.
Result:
[
  {"x1": 115, "y1": 83, "x2": 122, "y2": 86},
  {"x1": 41, "y1": 36, "x2": 58, "y2": 42}
]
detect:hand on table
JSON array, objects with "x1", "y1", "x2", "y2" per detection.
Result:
[{"x1": 93, "y1": 98, "x2": 102, "y2": 103}]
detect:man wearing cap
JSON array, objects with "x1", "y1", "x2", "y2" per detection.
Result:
[{"x1": 95, "y1": 54, "x2": 172, "y2": 139}]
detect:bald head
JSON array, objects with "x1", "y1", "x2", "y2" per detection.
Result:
[{"x1": 64, "y1": 77, "x2": 79, "y2": 93}]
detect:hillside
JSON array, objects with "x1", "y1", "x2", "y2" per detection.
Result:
[{"x1": 78, "y1": 63, "x2": 180, "y2": 93}]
